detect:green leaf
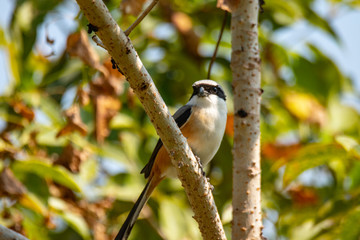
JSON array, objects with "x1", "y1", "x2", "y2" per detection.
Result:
[
  {"x1": 339, "y1": 207, "x2": 360, "y2": 240},
  {"x1": 335, "y1": 135, "x2": 360, "y2": 159},
  {"x1": 291, "y1": 50, "x2": 343, "y2": 101},
  {"x1": 326, "y1": 96, "x2": 360, "y2": 133},
  {"x1": 110, "y1": 113, "x2": 138, "y2": 129},
  {"x1": 79, "y1": 157, "x2": 98, "y2": 183},
  {"x1": 58, "y1": 211, "x2": 91, "y2": 240},
  {"x1": 283, "y1": 144, "x2": 347, "y2": 186},
  {"x1": 49, "y1": 197, "x2": 91, "y2": 240},
  {"x1": 335, "y1": 135, "x2": 359, "y2": 151},
  {"x1": 159, "y1": 197, "x2": 201, "y2": 240},
  {"x1": 349, "y1": 161, "x2": 360, "y2": 190},
  {"x1": 36, "y1": 127, "x2": 67, "y2": 147},
  {"x1": 21, "y1": 208, "x2": 50, "y2": 240},
  {"x1": 12, "y1": 159, "x2": 81, "y2": 192},
  {"x1": 305, "y1": 8, "x2": 338, "y2": 40}
]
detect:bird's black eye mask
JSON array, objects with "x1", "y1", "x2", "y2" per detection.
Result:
[{"x1": 190, "y1": 84, "x2": 226, "y2": 101}]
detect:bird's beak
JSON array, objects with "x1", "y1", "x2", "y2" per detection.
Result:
[{"x1": 198, "y1": 87, "x2": 207, "y2": 97}]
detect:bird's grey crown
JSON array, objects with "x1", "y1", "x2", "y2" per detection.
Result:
[{"x1": 191, "y1": 79, "x2": 226, "y2": 101}]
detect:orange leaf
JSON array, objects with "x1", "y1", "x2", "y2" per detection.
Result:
[
  {"x1": 225, "y1": 113, "x2": 234, "y2": 136},
  {"x1": 288, "y1": 185, "x2": 319, "y2": 208},
  {"x1": 103, "y1": 58, "x2": 125, "y2": 79},
  {"x1": 262, "y1": 143, "x2": 301, "y2": 161},
  {"x1": 121, "y1": 0, "x2": 147, "y2": 16},
  {"x1": 11, "y1": 101, "x2": 34, "y2": 122}
]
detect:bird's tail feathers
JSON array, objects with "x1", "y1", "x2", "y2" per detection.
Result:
[{"x1": 115, "y1": 176, "x2": 159, "y2": 240}]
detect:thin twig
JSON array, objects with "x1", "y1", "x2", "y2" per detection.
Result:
[
  {"x1": 92, "y1": 35, "x2": 106, "y2": 49},
  {"x1": 207, "y1": 11, "x2": 228, "y2": 79},
  {"x1": 124, "y1": 0, "x2": 159, "y2": 36}
]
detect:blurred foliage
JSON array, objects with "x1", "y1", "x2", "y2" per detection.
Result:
[{"x1": 0, "y1": 0, "x2": 360, "y2": 239}]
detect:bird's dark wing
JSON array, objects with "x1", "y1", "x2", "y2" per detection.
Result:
[
  {"x1": 140, "y1": 105, "x2": 192, "y2": 178},
  {"x1": 172, "y1": 104, "x2": 193, "y2": 128}
]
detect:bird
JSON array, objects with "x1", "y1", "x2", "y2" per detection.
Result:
[{"x1": 115, "y1": 80, "x2": 227, "y2": 240}]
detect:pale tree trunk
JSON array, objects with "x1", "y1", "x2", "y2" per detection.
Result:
[
  {"x1": 74, "y1": 0, "x2": 226, "y2": 239},
  {"x1": 218, "y1": 0, "x2": 263, "y2": 239}
]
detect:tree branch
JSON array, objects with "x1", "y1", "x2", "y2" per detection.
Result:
[
  {"x1": 0, "y1": 225, "x2": 29, "y2": 240},
  {"x1": 74, "y1": 0, "x2": 226, "y2": 239}
]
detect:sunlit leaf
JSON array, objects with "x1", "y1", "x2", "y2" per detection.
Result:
[
  {"x1": 335, "y1": 135, "x2": 360, "y2": 158},
  {"x1": 19, "y1": 192, "x2": 48, "y2": 216},
  {"x1": 79, "y1": 157, "x2": 98, "y2": 183},
  {"x1": 58, "y1": 211, "x2": 91, "y2": 240},
  {"x1": 338, "y1": 207, "x2": 360, "y2": 240},
  {"x1": 22, "y1": 208, "x2": 50, "y2": 240},
  {"x1": 326, "y1": 96, "x2": 360, "y2": 133},
  {"x1": 110, "y1": 113, "x2": 138, "y2": 129},
  {"x1": 12, "y1": 159, "x2": 81, "y2": 192},
  {"x1": 283, "y1": 91, "x2": 326, "y2": 126},
  {"x1": 283, "y1": 144, "x2": 347, "y2": 186}
]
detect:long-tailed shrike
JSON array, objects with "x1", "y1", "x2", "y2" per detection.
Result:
[{"x1": 115, "y1": 80, "x2": 227, "y2": 240}]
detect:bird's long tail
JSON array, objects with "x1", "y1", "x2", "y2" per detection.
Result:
[{"x1": 115, "y1": 176, "x2": 159, "y2": 240}]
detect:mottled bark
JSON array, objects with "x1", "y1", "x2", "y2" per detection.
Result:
[{"x1": 230, "y1": 1, "x2": 263, "y2": 239}]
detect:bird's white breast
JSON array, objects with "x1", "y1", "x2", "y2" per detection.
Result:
[
  {"x1": 163, "y1": 94, "x2": 227, "y2": 178},
  {"x1": 186, "y1": 94, "x2": 227, "y2": 166}
]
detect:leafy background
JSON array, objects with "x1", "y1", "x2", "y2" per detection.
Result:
[{"x1": 0, "y1": 0, "x2": 360, "y2": 239}]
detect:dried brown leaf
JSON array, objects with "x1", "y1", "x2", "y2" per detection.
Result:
[
  {"x1": 55, "y1": 144, "x2": 88, "y2": 173},
  {"x1": 103, "y1": 58, "x2": 124, "y2": 79},
  {"x1": 171, "y1": 12, "x2": 200, "y2": 59},
  {"x1": 158, "y1": 2, "x2": 201, "y2": 60},
  {"x1": 92, "y1": 94, "x2": 121, "y2": 143},
  {"x1": 10, "y1": 101, "x2": 35, "y2": 122},
  {"x1": 288, "y1": 185, "x2": 319, "y2": 208},
  {"x1": 217, "y1": 0, "x2": 240, "y2": 12},
  {"x1": 127, "y1": 87, "x2": 136, "y2": 109},
  {"x1": 77, "y1": 87, "x2": 90, "y2": 106},
  {"x1": 0, "y1": 168, "x2": 26, "y2": 199},
  {"x1": 121, "y1": 0, "x2": 147, "y2": 16},
  {"x1": 262, "y1": 143, "x2": 301, "y2": 161},
  {"x1": 66, "y1": 30, "x2": 103, "y2": 71},
  {"x1": 90, "y1": 59, "x2": 125, "y2": 143},
  {"x1": 56, "y1": 105, "x2": 88, "y2": 138},
  {"x1": 49, "y1": 182, "x2": 77, "y2": 201}
]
